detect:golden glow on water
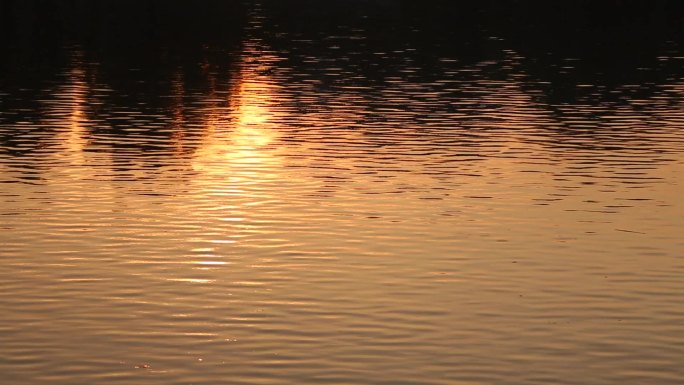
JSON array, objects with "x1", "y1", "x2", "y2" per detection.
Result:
[
  {"x1": 235, "y1": 79, "x2": 273, "y2": 127},
  {"x1": 192, "y1": 64, "x2": 281, "y2": 183},
  {"x1": 1, "y1": 20, "x2": 684, "y2": 385},
  {"x1": 50, "y1": 59, "x2": 94, "y2": 176},
  {"x1": 64, "y1": 69, "x2": 88, "y2": 163},
  {"x1": 226, "y1": 78, "x2": 279, "y2": 160}
]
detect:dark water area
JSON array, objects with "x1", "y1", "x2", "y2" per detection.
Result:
[{"x1": 1, "y1": 2, "x2": 683, "y2": 384}]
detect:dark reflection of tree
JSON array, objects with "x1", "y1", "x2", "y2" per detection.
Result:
[
  {"x1": 0, "y1": 1, "x2": 250, "y2": 183},
  {"x1": 253, "y1": 1, "x2": 684, "y2": 149},
  {"x1": 1, "y1": 0, "x2": 684, "y2": 187}
]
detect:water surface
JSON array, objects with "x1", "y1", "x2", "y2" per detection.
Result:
[{"x1": 1, "y1": 3, "x2": 683, "y2": 384}]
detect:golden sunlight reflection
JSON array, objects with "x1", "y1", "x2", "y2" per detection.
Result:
[
  {"x1": 192, "y1": 62, "x2": 281, "y2": 179},
  {"x1": 3, "y1": 5, "x2": 684, "y2": 383},
  {"x1": 230, "y1": 78, "x2": 279, "y2": 150},
  {"x1": 180, "y1": 40, "x2": 288, "y2": 257},
  {"x1": 45, "y1": 52, "x2": 113, "y2": 187},
  {"x1": 55, "y1": 61, "x2": 90, "y2": 169}
]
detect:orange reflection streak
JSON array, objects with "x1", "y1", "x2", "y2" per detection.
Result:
[
  {"x1": 60, "y1": 67, "x2": 89, "y2": 166},
  {"x1": 231, "y1": 78, "x2": 278, "y2": 149},
  {"x1": 192, "y1": 55, "x2": 282, "y2": 180},
  {"x1": 184, "y1": 41, "x2": 287, "y2": 239},
  {"x1": 48, "y1": 52, "x2": 105, "y2": 183}
]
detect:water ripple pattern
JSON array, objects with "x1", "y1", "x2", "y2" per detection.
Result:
[{"x1": 1, "y1": 3, "x2": 683, "y2": 385}]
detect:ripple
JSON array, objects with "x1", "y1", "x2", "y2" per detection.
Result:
[{"x1": 1, "y1": 3, "x2": 684, "y2": 385}]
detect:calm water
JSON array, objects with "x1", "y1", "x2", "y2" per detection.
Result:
[{"x1": 1, "y1": 3, "x2": 684, "y2": 384}]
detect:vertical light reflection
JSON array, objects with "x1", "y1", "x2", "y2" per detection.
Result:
[
  {"x1": 192, "y1": 44, "x2": 283, "y2": 184},
  {"x1": 44, "y1": 49, "x2": 113, "y2": 188},
  {"x1": 54, "y1": 52, "x2": 91, "y2": 169},
  {"x1": 183, "y1": 29, "x2": 289, "y2": 253}
]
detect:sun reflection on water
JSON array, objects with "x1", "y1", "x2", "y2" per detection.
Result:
[{"x1": 192, "y1": 61, "x2": 281, "y2": 180}]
